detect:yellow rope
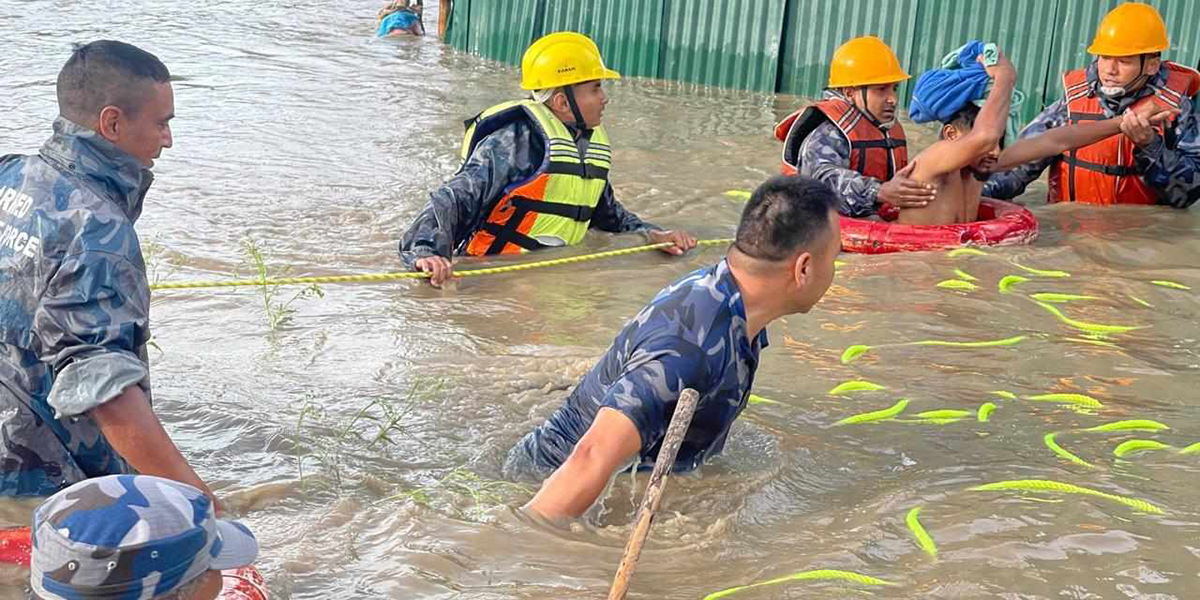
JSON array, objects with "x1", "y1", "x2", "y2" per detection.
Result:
[{"x1": 149, "y1": 238, "x2": 734, "y2": 291}]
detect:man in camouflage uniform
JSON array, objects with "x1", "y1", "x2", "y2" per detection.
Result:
[
  {"x1": 0, "y1": 41, "x2": 218, "y2": 503},
  {"x1": 505, "y1": 176, "x2": 842, "y2": 522},
  {"x1": 30, "y1": 474, "x2": 258, "y2": 600},
  {"x1": 984, "y1": 3, "x2": 1200, "y2": 208}
]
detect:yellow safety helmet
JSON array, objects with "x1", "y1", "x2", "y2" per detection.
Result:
[
  {"x1": 828, "y1": 36, "x2": 910, "y2": 88},
  {"x1": 1087, "y1": 2, "x2": 1169, "y2": 56},
  {"x1": 520, "y1": 31, "x2": 621, "y2": 91}
]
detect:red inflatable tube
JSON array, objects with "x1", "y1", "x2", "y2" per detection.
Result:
[
  {"x1": 840, "y1": 198, "x2": 1038, "y2": 254},
  {"x1": 0, "y1": 527, "x2": 269, "y2": 600}
]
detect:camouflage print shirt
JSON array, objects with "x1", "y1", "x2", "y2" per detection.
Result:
[
  {"x1": 0, "y1": 117, "x2": 153, "y2": 496},
  {"x1": 504, "y1": 259, "x2": 768, "y2": 480},
  {"x1": 984, "y1": 61, "x2": 1200, "y2": 208},
  {"x1": 398, "y1": 117, "x2": 658, "y2": 268},
  {"x1": 798, "y1": 90, "x2": 885, "y2": 218}
]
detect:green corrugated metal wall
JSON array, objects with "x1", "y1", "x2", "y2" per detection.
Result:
[
  {"x1": 777, "y1": 0, "x2": 920, "y2": 101},
  {"x1": 659, "y1": 0, "x2": 786, "y2": 92},
  {"x1": 444, "y1": 0, "x2": 1200, "y2": 128},
  {"x1": 908, "y1": 0, "x2": 1062, "y2": 127},
  {"x1": 542, "y1": 0, "x2": 664, "y2": 79}
]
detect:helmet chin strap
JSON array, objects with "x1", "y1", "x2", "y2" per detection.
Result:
[
  {"x1": 858, "y1": 87, "x2": 895, "y2": 129},
  {"x1": 1100, "y1": 55, "x2": 1152, "y2": 98},
  {"x1": 562, "y1": 84, "x2": 590, "y2": 132}
]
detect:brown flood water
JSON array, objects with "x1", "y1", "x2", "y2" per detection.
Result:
[{"x1": 2, "y1": 1, "x2": 1199, "y2": 598}]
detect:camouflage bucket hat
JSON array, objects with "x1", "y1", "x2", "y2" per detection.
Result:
[{"x1": 30, "y1": 475, "x2": 257, "y2": 600}]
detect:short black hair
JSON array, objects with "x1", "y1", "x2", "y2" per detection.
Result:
[
  {"x1": 56, "y1": 40, "x2": 170, "y2": 122},
  {"x1": 734, "y1": 175, "x2": 837, "y2": 262},
  {"x1": 941, "y1": 103, "x2": 1005, "y2": 147}
]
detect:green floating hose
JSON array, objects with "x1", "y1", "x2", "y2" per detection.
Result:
[
  {"x1": 1113, "y1": 439, "x2": 1171, "y2": 458},
  {"x1": 969, "y1": 479, "x2": 1163, "y2": 514},
  {"x1": 1150, "y1": 280, "x2": 1191, "y2": 290},
  {"x1": 906, "y1": 506, "x2": 938, "y2": 558},
  {"x1": 1029, "y1": 293, "x2": 1099, "y2": 303},
  {"x1": 747, "y1": 394, "x2": 782, "y2": 406},
  {"x1": 828, "y1": 380, "x2": 886, "y2": 395},
  {"x1": 1026, "y1": 393, "x2": 1104, "y2": 409},
  {"x1": 1035, "y1": 301, "x2": 1142, "y2": 335},
  {"x1": 953, "y1": 269, "x2": 978, "y2": 281},
  {"x1": 833, "y1": 399, "x2": 909, "y2": 426},
  {"x1": 1084, "y1": 419, "x2": 1169, "y2": 433},
  {"x1": 936, "y1": 279, "x2": 979, "y2": 291},
  {"x1": 1043, "y1": 432, "x2": 1096, "y2": 468},
  {"x1": 998, "y1": 275, "x2": 1030, "y2": 293},
  {"x1": 977, "y1": 402, "x2": 997, "y2": 421},
  {"x1": 702, "y1": 569, "x2": 895, "y2": 599}
]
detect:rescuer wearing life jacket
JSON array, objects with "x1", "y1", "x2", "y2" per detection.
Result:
[
  {"x1": 775, "y1": 35, "x2": 936, "y2": 218},
  {"x1": 984, "y1": 2, "x2": 1200, "y2": 207},
  {"x1": 398, "y1": 31, "x2": 697, "y2": 286}
]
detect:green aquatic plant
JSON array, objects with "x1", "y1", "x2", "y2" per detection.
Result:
[
  {"x1": 703, "y1": 569, "x2": 894, "y2": 599},
  {"x1": 840, "y1": 344, "x2": 873, "y2": 363},
  {"x1": 1179, "y1": 442, "x2": 1200, "y2": 455},
  {"x1": 969, "y1": 479, "x2": 1163, "y2": 514},
  {"x1": 1043, "y1": 432, "x2": 1096, "y2": 468},
  {"x1": 723, "y1": 189, "x2": 752, "y2": 201},
  {"x1": 906, "y1": 506, "x2": 938, "y2": 558},
  {"x1": 998, "y1": 275, "x2": 1029, "y2": 293},
  {"x1": 1113, "y1": 439, "x2": 1170, "y2": 458},
  {"x1": 381, "y1": 467, "x2": 534, "y2": 520},
  {"x1": 295, "y1": 379, "x2": 442, "y2": 491},
  {"x1": 1026, "y1": 393, "x2": 1104, "y2": 409},
  {"x1": 1029, "y1": 293, "x2": 1099, "y2": 303},
  {"x1": 977, "y1": 402, "x2": 997, "y2": 422},
  {"x1": 1084, "y1": 420, "x2": 1169, "y2": 433},
  {"x1": 241, "y1": 237, "x2": 324, "y2": 332},
  {"x1": 953, "y1": 269, "x2": 978, "y2": 281},
  {"x1": 1150, "y1": 280, "x2": 1191, "y2": 290},
  {"x1": 1034, "y1": 301, "x2": 1141, "y2": 336},
  {"x1": 833, "y1": 399, "x2": 909, "y2": 426},
  {"x1": 828, "y1": 380, "x2": 887, "y2": 395},
  {"x1": 936, "y1": 279, "x2": 979, "y2": 291},
  {"x1": 990, "y1": 390, "x2": 1018, "y2": 400}
]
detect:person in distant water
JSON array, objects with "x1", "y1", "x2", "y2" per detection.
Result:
[
  {"x1": 377, "y1": 0, "x2": 425, "y2": 37},
  {"x1": 900, "y1": 49, "x2": 1175, "y2": 225},
  {"x1": 504, "y1": 175, "x2": 841, "y2": 522},
  {"x1": 29, "y1": 475, "x2": 258, "y2": 600},
  {"x1": 984, "y1": 2, "x2": 1200, "y2": 207},
  {"x1": 0, "y1": 41, "x2": 221, "y2": 508},
  {"x1": 398, "y1": 31, "x2": 697, "y2": 287},
  {"x1": 775, "y1": 35, "x2": 937, "y2": 218}
]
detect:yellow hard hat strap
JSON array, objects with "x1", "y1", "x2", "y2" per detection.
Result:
[{"x1": 562, "y1": 83, "x2": 590, "y2": 132}]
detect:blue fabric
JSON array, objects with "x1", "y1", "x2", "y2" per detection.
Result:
[
  {"x1": 505, "y1": 259, "x2": 768, "y2": 479},
  {"x1": 910, "y1": 40, "x2": 991, "y2": 124},
  {"x1": 377, "y1": 10, "x2": 418, "y2": 36}
]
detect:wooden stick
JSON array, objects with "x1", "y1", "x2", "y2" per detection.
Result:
[
  {"x1": 438, "y1": 0, "x2": 451, "y2": 39},
  {"x1": 607, "y1": 388, "x2": 700, "y2": 600}
]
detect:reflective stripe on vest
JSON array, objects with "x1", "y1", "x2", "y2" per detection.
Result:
[
  {"x1": 775, "y1": 98, "x2": 908, "y2": 180},
  {"x1": 459, "y1": 100, "x2": 610, "y2": 255},
  {"x1": 1050, "y1": 62, "x2": 1200, "y2": 205}
]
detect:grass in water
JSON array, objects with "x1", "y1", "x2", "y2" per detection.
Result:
[{"x1": 240, "y1": 237, "x2": 324, "y2": 331}]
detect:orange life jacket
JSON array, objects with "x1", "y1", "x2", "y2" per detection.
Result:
[
  {"x1": 774, "y1": 97, "x2": 908, "y2": 180},
  {"x1": 1049, "y1": 61, "x2": 1200, "y2": 205}
]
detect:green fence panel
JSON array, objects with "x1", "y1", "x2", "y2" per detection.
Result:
[
  {"x1": 445, "y1": 0, "x2": 472, "y2": 52},
  {"x1": 1047, "y1": 0, "x2": 1200, "y2": 103},
  {"x1": 540, "y1": 0, "x2": 665, "y2": 79},
  {"x1": 659, "y1": 0, "x2": 786, "y2": 92},
  {"x1": 777, "y1": 0, "x2": 920, "y2": 101},
  {"x1": 466, "y1": 0, "x2": 543, "y2": 65},
  {"x1": 909, "y1": 0, "x2": 1062, "y2": 130}
]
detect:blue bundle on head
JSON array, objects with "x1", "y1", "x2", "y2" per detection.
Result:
[
  {"x1": 909, "y1": 40, "x2": 993, "y2": 124},
  {"x1": 377, "y1": 9, "x2": 420, "y2": 37}
]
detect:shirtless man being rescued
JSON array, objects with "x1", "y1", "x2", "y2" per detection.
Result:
[{"x1": 900, "y1": 50, "x2": 1176, "y2": 225}]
